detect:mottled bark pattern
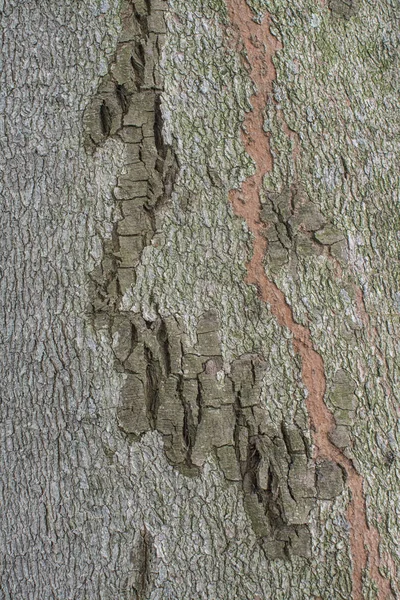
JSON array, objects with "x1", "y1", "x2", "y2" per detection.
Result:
[
  {"x1": 261, "y1": 185, "x2": 348, "y2": 273},
  {"x1": 84, "y1": 0, "x2": 328, "y2": 561},
  {"x1": 1, "y1": 0, "x2": 399, "y2": 598},
  {"x1": 85, "y1": 0, "x2": 179, "y2": 304}
]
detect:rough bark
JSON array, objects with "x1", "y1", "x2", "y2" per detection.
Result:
[{"x1": 1, "y1": 0, "x2": 399, "y2": 599}]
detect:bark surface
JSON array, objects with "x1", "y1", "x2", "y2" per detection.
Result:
[{"x1": 0, "y1": 0, "x2": 399, "y2": 599}]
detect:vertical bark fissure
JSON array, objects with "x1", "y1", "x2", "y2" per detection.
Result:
[{"x1": 224, "y1": 0, "x2": 392, "y2": 597}]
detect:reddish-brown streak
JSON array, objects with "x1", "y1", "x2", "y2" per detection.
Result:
[{"x1": 224, "y1": 0, "x2": 392, "y2": 597}]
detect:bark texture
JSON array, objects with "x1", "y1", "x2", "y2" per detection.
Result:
[{"x1": 1, "y1": 0, "x2": 399, "y2": 599}]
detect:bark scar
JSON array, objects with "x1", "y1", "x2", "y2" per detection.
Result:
[{"x1": 224, "y1": 0, "x2": 392, "y2": 597}]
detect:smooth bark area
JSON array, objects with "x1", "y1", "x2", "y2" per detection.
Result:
[{"x1": 1, "y1": 0, "x2": 399, "y2": 599}]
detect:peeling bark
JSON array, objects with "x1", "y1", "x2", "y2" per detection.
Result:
[
  {"x1": 1, "y1": 0, "x2": 399, "y2": 598},
  {"x1": 225, "y1": 2, "x2": 392, "y2": 596}
]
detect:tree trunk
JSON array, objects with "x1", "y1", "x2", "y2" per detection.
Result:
[{"x1": 1, "y1": 0, "x2": 398, "y2": 598}]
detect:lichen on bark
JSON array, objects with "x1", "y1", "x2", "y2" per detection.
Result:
[
  {"x1": 85, "y1": 0, "x2": 324, "y2": 563},
  {"x1": 248, "y1": 0, "x2": 400, "y2": 595},
  {"x1": 2, "y1": 0, "x2": 399, "y2": 598},
  {"x1": 84, "y1": 0, "x2": 362, "y2": 595}
]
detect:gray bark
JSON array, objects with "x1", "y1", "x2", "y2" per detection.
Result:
[{"x1": 1, "y1": 0, "x2": 399, "y2": 599}]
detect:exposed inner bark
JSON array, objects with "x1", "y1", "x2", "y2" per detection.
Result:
[
  {"x1": 224, "y1": 0, "x2": 393, "y2": 597},
  {"x1": 3, "y1": 0, "x2": 397, "y2": 596},
  {"x1": 83, "y1": 0, "x2": 396, "y2": 593},
  {"x1": 85, "y1": 0, "x2": 321, "y2": 561}
]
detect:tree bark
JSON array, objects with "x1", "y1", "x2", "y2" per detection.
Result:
[{"x1": 1, "y1": 0, "x2": 399, "y2": 598}]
